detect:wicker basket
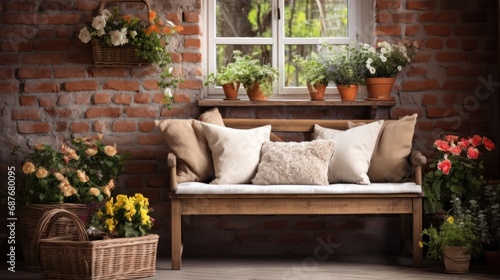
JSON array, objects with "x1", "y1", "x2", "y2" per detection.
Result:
[
  {"x1": 18, "y1": 203, "x2": 90, "y2": 272},
  {"x1": 91, "y1": 0, "x2": 151, "y2": 67},
  {"x1": 33, "y1": 209, "x2": 159, "y2": 280}
]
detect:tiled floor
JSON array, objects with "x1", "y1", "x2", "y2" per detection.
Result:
[{"x1": 1, "y1": 255, "x2": 498, "y2": 279}]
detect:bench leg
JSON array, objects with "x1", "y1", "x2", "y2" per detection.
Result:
[
  {"x1": 171, "y1": 199, "x2": 182, "y2": 270},
  {"x1": 412, "y1": 198, "x2": 423, "y2": 268}
]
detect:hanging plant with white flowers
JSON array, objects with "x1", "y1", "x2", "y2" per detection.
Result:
[{"x1": 78, "y1": 4, "x2": 183, "y2": 108}]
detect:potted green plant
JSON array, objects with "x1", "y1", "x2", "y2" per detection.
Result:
[
  {"x1": 476, "y1": 184, "x2": 500, "y2": 273},
  {"x1": 205, "y1": 50, "x2": 247, "y2": 99},
  {"x1": 292, "y1": 55, "x2": 328, "y2": 101},
  {"x1": 230, "y1": 51, "x2": 278, "y2": 101},
  {"x1": 422, "y1": 134, "x2": 496, "y2": 214},
  {"x1": 358, "y1": 40, "x2": 418, "y2": 99},
  {"x1": 320, "y1": 44, "x2": 365, "y2": 101},
  {"x1": 420, "y1": 196, "x2": 482, "y2": 273}
]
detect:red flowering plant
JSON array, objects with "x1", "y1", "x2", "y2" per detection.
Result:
[{"x1": 423, "y1": 134, "x2": 496, "y2": 213}]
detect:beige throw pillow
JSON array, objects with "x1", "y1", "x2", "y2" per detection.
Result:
[
  {"x1": 348, "y1": 114, "x2": 417, "y2": 182},
  {"x1": 202, "y1": 123, "x2": 272, "y2": 184},
  {"x1": 314, "y1": 120, "x2": 384, "y2": 184},
  {"x1": 252, "y1": 140, "x2": 335, "y2": 185},
  {"x1": 156, "y1": 108, "x2": 224, "y2": 183}
]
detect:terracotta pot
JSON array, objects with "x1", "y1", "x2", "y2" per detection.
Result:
[
  {"x1": 336, "y1": 84, "x2": 358, "y2": 101},
  {"x1": 484, "y1": 250, "x2": 500, "y2": 274},
  {"x1": 221, "y1": 82, "x2": 240, "y2": 99},
  {"x1": 442, "y1": 246, "x2": 471, "y2": 274},
  {"x1": 365, "y1": 77, "x2": 396, "y2": 99},
  {"x1": 307, "y1": 83, "x2": 327, "y2": 101},
  {"x1": 246, "y1": 82, "x2": 268, "y2": 101}
]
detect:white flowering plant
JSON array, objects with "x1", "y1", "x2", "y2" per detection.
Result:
[
  {"x1": 78, "y1": 5, "x2": 182, "y2": 108},
  {"x1": 360, "y1": 40, "x2": 418, "y2": 78},
  {"x1": 21, "y1": 135, "x2": 126, "y2": 204}
]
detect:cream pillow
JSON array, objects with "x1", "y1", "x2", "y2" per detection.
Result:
[
  {"x1": 314, "y1": 120, "x2": 384, "y2": 184},
  {"x1": 252, "y1": 140, "x2": 335, "y2": 185},
  {"x1": 201, "y1": 123, "x2": 272, "y2": 184},
  {"x1": 348, "y1": 114, "x2": 417, "y2": 182},
  {"x1": 156, "y1": 108, "x2": 224, "y2": 183}
]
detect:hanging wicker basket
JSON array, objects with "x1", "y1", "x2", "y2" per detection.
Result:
[
  {"x1": 33, "y1": 208, "x2": 159, "y2": 280},
  {"x1": 91, "y1": 0, "x2": 152, "y2": 67}
]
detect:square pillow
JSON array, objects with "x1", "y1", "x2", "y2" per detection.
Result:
[
  {"x1": 313, "y1": 120, "x2": 384, "y2": 184},
  {"x1": 201, "y1": 123, "x2": 271, "y2": 184},
  {"x1": 348, "y1": 114, "x2": 417, "y2": 182},
  {"x1": 156, "y1": 108, "x2": 224, "y2": 183},
  {"x1": 252, "y1": 139, "x2": 335, "y2": 185}
]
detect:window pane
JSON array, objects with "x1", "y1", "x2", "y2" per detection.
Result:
[
  {"x1": 284, "y1": 45, "x2": 320, "y2": 87},
  {"x1": 216, "y1": 0, "x2": 272, "y2": 38},
  {"x1": 216, "y1": 45, "x2": 273, "y2": 70},
  {"x1": 284, "y1": 0, "x2": 348, "y2": 38}
]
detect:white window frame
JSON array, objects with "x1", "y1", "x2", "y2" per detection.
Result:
[{"x1": 203, "y1": 0, "x2": 372, "y2": 99}]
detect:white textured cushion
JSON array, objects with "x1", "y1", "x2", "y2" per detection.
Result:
[
  {"x1": 176, "y1": 181, "x2": 422, "y2": 194},
  {"x1": 202, "y1": 123, "x2": 271, "y2": 184},
  {"x1": 252, "y1": 140, "x2": 335, "y2": 185},
  {"x1": 314, "y1": 120, "x2": 384, "y2": 184}
]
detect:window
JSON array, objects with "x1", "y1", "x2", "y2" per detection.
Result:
[{"x1": 203, "y1": 0, "x2": 372, "y2": 99}]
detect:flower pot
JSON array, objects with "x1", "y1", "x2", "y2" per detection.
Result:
[
  {"x1": 365, "y1": 77, "x2": 396, "y2": 100},
  {"x1": 336, "y1": 84, "x2": 358, "y2": 101},
  {"x1": 246, "y1": 82, "x2": 268, "y2": 101},
  {"x1": 484, "y1": 250, "x2": 500, "y2": 274},
  {"x1": 221, "y1": 82, "x2": 240, "y2": 99},
  {"x1": 307, "y1": 83, "x2": 327, "y2": 101},
  {"x1": 442, "y1": 246, "x2": 471, "y2": 274}
]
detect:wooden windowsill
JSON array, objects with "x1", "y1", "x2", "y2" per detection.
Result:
[{"x1": 198, "y1": 99, "x2": 396, "y2": 107}]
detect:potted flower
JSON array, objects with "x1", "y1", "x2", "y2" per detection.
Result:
[
  {"x1": 231, "y1": 51, "x2": 278, "y2": 101},
  {"x1": 205, "y1": 50, "x2": 247, "y2": 99},
  {"x1": 292, "y1": 55, "x2": 329, "y2": 101},
  {"x1": 477, "y1": 184, "x2": 500, "y2": 273},
  {"x1": 320, "y1": 44, "x2": 365, "y2": 101},
  {"x1": 78, "y1": 3, "x2": 182, "y2": 108},
  {"x1": 420, "y1": 196, "x2": 482, "y2": 273},
  {"x1": 19, "y1": 134, "x2": 126, "y2": 270},
  {"x1": 422, "y1": 134, "x2": 496, "y2": 214},
  {"x1": 359, "y1": 40, "x2": 418, "y2": 99},
  {"x1": 89, "y1": 193, "x2": 154, "y2": 238}
]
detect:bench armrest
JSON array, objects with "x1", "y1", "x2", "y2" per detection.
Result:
[
  {"x1": 168, "y1": 153, "x2": 178, "y2": 192},
  {"x1": 410, "y1": 150, "x2": 427, "y2": 186}
]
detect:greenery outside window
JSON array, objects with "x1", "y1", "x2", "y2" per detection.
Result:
[{"x1": 204, "y1": 0, "x2": 372, "y2": 99}]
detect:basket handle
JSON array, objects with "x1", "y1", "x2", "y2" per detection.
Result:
[
  {"x1": 32, "y1": 209, "x2": 89, "y2": 259},
  {"x1": 99, "y1": 0, "x2": 151, "y2": 15}
]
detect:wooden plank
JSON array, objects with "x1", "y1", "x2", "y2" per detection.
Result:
[
  {"x1": 223, "y1": 118, "x2": 385, "y2": 132},
  {"x1": 412, "y1": 198, "x2": 423, "y2": 268},
  {"x1": 179, "y1": 197, "x2": 414, "y2": 215},
  {"x1": 198, "y1": 99, "x2": 396, "y2": 107}
]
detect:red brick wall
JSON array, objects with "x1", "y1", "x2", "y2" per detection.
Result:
[{"x1": 0, "y1": 0, "x2": 498, "y2": 258}]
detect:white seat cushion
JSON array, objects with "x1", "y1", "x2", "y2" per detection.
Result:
[{"x1": 176, "y1": 182, "x2": 422, "y2": 194}]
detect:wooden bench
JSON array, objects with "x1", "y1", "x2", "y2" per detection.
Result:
[{"x1": 168, "y1": 118, "x2": 425, "y2": 270}]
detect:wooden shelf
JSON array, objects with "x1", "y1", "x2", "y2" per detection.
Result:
[
  {"x1": 198, "y1": 99, "x2": 396, "y2": 119},
  {"x1": 198, "y1": 99, "x2": 396, "y2": 107}
]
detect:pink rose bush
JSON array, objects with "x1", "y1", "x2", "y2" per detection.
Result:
[
  {"x1": 423, "y1": 134, "x2": 496, "y2": 213},
  {"x1": 21, "y1": 135, "x2": 126, "y2": 204}
]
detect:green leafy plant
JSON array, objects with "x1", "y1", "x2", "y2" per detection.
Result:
[
  {"x1": 423, "y1": 134, "x2": 496, "y2": 213},
  {"x1": 228, "y1": 50, "x2": 278, "y2": 97},
  {"x1": 319, "y1": 44, "x2": 365, "y2": 86},
  {"x1": 421, "y1": 196, "x2": 482, "y2": 260},
  {"x1": 90, "y1": 193, "x2": 154, "y2": 238},
  {"x1": 78, "y1": 5, "x2": 182, "y2": 108},
  {"x1": 292, "y1": 55, "x2": 328, "y2": 90},
  {"x1": 475, "y1": 185, "x2": 500, "y2": 251},
  {"x1": 359, "y1": 40, "x2": 418, "y2": 78},
  {"x1": 205, "y1": 50, "x2": 247, "y2": 87},
  {"x1": 21, "y1": 135, "x2": 126, "y2": 204}
]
